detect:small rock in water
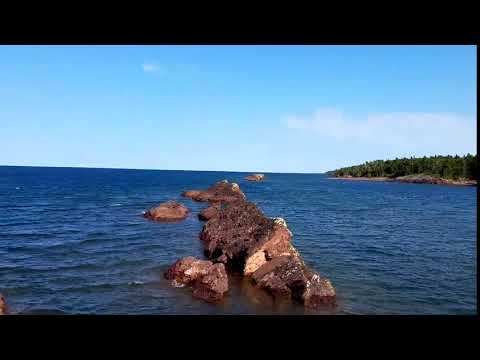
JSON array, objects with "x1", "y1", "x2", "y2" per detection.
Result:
[{"x1": 143, "y1": 201, "x2": 189, "y2": 222}]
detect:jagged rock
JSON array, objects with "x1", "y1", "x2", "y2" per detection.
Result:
[
  {"x1": 302, "y1": 273, "x2": 336, "y2": 308},
  {"x1": 192, "y1": 263, "x2": 229, "y2": 302},
  {"x1": 200, "y1": 201, "x2": 276, "y2": 270},
  {"x1": 182, "y1": 180, "x2": 246, "y2": 203},
  {"x1": 245, "y1": 173, "x2": 265, "y2": 181},
  {"x1": 164, "y1": 256, "x2": 213, "y2": 285},
  {"x1": 244, "y1": 223, "x2": 295, "y2": 275},
  {"x1": 164, "y1": 257, "x2": 229, "y2": 302},
  {"x1": 143, "y1": 201, "x2": 189, "y2": 222}
]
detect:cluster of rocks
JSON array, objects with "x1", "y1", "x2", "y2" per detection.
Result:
[
  {"x1": 150, "y1": 179, "x2": 336, "y2": 309},
  {"x1": 245, "y1": 173, "x2": 265, "y2": 181}
]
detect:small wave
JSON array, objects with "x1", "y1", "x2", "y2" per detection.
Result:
[
  {"x1": 111, "y1": 203, "x2": 122, "y2": 207},
  {"x1": 128, "y1": 280, "x2": 145, "y2": 286}
]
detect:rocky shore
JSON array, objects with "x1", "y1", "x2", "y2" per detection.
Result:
[
  {"x1": 331, "y1": 175, "x2": 476, "y2": 186},
  {"x1": 164, "y1": 180, "x2": 336, "y2": 309}
]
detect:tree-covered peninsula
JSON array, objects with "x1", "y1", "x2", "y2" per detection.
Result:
[{"x1": 327, "y1": 154, "x2": 477, "y2": 185}]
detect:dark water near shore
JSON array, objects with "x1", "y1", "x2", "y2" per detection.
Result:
[{"x1": 0, "y1": 166, "x2": 476, "y2": 315}]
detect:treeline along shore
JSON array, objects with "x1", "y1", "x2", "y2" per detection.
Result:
[{"x1": 327, "y1": 154, "x2": 477, "y2": 186}]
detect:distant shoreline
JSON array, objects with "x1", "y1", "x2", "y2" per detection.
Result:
[{"x1": 329, "y1": 175, "x2": 477, "y2": 186}]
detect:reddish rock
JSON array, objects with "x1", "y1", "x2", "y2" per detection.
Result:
[
  {"x1": 0, "y1": 294, "x2": 8, "y2": 315},
  {"x1": 164, "y1": 257, "x2": 229, "y2": 302},
  {"x1": 182, "y1": 180, "x2": 246, "y2": 204},
  {"x1": 198, "y1": 204, "x2": 220, "y2": 221},
  {"x1": 192, "y1": 263, "x2": 229, "y2": 302},
  {"x1": 245, "y1": 173, "x2": 265, "y2": 181},
  {"x1": 244, "y1": 219, "x2": 295, "y2": 276},
  {"x1": 143, "y1": 201, "x2": 189, "y2": 222},
  {"x1": 302, "y1": 272, "x2": 336, "y2": 308},
  {"x1": 200, "y1": 201, "x2": 276, "y2": 269},
  {"x1": 165, "y1": 256, "x2": 213, "y2": 285}
]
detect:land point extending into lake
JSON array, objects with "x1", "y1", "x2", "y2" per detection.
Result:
[{"x1": 327, "y1": 154, "x2": 477, "y2": 187}]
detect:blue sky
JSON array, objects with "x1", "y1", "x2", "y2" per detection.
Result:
[{"x1": 0, "y1": 45, "x2": 476, "y2": 173}]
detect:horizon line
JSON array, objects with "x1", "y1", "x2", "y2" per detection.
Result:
[{"x1": 0, "y1": 164, "x2": 328, "y2": 175}]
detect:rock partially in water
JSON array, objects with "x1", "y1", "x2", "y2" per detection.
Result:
[
  {"x1": 192, "y1": 263, "x2": 229, "y2": 302},
  {"x1": 143, "y1": 201, "x2": 189, "y2": 222},
  {"x1": 302, "y1": 273, "x2": 336, "y2": 308},
  {"x1": 199, "y1": 198, "x2": 336, "y2": 309},
  {"x1": 165, "y1": 256, "x2": 214, "y2": 284},
  {"x1": 245, "y1": 173, "x2": 265, "y2": 181},
  {"x1": 182, "y1": 180, "x2": 246, "y2": 204},
  {"x1": 165, "y1": 257, "x2": 229, "y2": 303},
  {"x1": 0, "y1": 294, "x2": 9, "y2": 315},
  {"x1": 200, "y1": 201, "x2": 276, "y2": 269},
  {"x1": 198, "y1": 204, "x2": 220, "y2": 221}
]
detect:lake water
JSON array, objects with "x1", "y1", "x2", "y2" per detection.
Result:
[{"x1": 0, "y1": 166, "x2": 476, "y2": 314}]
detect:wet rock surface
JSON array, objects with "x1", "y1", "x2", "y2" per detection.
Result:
[
  {"x1": 182, "y1": 180, "x2": 246, "y2": 203},
  {"x1": 198, "y1": 191, "x2": 336, "y2": 309},
  {"x1": 164, "y1": 257, "x2": 229, "y2": 303},
  {"x1": 143, "y1": 201, "x2": 189, "y2": 222},
  {"x1": 163, "y1": 180, "x2": 335, "y2": 310}
]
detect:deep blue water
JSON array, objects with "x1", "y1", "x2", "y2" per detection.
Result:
[{"x1": 0, "y1": 166, "x2": 476, "y2": 315}]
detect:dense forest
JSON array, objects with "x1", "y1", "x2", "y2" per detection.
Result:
[{"x1": 328, "y1": 154, "x2": 477, "y2": 180}]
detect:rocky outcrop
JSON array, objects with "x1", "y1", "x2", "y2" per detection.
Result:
[
  {"x1": 198, "y1": 204, "x2": 221, "y2": 221},
  {"x1": 164, "y1": 257, "x2": 228, "y2": 302},
  {"x1": 161, "y1": 181, "x2": 335, "y2": 309},
  {"x1": 143, "y1": 201, "x2": 189, "y2": 222},
  {"x1": 199, "y1": 200, "x2": 336, "y2": 308},
  {"x1": 0, "y1": 294, "x2": 8, "y2": 315},
  {"x1": 396, "y1": 175, "x2": 477, "y2": 186},
  {"x1": 182, "y1": 180, "x2": 246, "y2": 204},
  {"x1": 245, "y1": 174, "x2": 265, "y2": 181},
  {"x1": 200, "y1": 201, "x2": 277, "y2": 269}
]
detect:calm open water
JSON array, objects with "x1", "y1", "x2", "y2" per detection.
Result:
[{"x1": 0, "y1": 166, "x2": 476, "y2": 315}]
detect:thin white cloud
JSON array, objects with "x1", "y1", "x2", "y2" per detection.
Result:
[
  {"x1": 284, "y1": 108, "x2": 476, "y2": 156},
  {"x1": 142, "y1": 62, "x2": 162, "y2": 73}
]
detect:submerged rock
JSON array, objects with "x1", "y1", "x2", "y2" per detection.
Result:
[
  {"x1": 164, "y1": 257, "x2": 229, "y2": 303},
  {"x1": 245, "y1": 173, "x2": 265, "y2": 181},
  {"x1": 182, "y1": 180, "x2": 246, "y2": 204},
  {"x1": 0, "y1": 294, "x2": 8, "y2": 315},
  {"x1": 143, "y1": 201, "x2": 189, "y2": 222}
]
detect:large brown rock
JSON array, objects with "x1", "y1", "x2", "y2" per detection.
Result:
[
  {"x1": 164, "y1": 256, "x2": 214, "y2": 285},
  {"x1": 143, "y1": 201, "x2": 189, "y2": 222},
  {"x1": 244, "y1": 218, "x2": 295, "y2": 276},
  {"x1": 192, "y1": 263, "x2": 229, "y2": 302},
  {"x1": 199, "y1": 201, "x2": 277, "y2": 270},
  {"x1": 0, "y1": 294, "x2": 8, "y2": 315},
  {"x1": 198, "y1": 204, "x2": 220, "y2": 221},
  {"x1": 182, "y1": 180, "x2": 246, "y2": 204},
  {"x1": 302, "y1": 272, "x2": 336, "y2": 308},
  {"x1": 245, "y1": 174, "x2": 265, "y2": 181},
  {"x1": 164, "y1": 257, "x2": 229, "y2": 303}
]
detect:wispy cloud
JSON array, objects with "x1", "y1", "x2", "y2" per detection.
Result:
[
  {"x1": 284, "y1": 108, "x2": 476, "y2": 156},
  {"x1": 142, "y1": 62, "x2": 163, "y2": 73}
]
